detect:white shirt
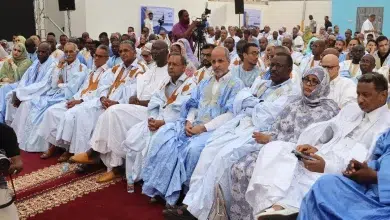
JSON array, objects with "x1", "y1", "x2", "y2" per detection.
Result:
[
  {"x1": 347, "y1": 105, "x2": 388, "y2": 141},
  {"x1": 293, "y1": 36, "x2": 304, "y2": 52},
  {"x1": 206, "y1": 35, "x2": 216, "y2": 45},
  {"x1": 136, "y1": 64, "x2": 169, "y2": 100},
  {"x1": 328, "y1": 75, "x2": 357, "y2": 108},
  {"x1": 361, "y1": 19, "x2": 376, "y2": 39}
]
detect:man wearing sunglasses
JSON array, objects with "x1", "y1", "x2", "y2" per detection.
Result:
[{"x1": 321, "y1": 54, "x2": 357, "y2": 108}]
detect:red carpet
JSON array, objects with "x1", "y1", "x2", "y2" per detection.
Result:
[{"x1": 9, "y1": 151, "x2": 164, "y2": 220}]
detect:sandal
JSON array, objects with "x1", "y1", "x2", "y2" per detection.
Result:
[
  {"x1": 58, "y1": 152, "x2": 74, "y2": 162},
  {"x1": 40, "y1": 145, "x2": 57, "y2": 159}
]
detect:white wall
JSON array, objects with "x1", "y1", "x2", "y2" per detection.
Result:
[
  {"x1": 44, "y1": 0, "x2": 65, "y2": 38},
  {"x1": 49, "y1": 0, "x2": 331, "y2": 39}
]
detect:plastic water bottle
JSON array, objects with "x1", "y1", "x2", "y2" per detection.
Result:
[
  {"x1": 125, "y1": 158, "x2": 134, "y2": 193},
  {"x1": 62, "y1": 162, "x2": 70, "y2": 174}
]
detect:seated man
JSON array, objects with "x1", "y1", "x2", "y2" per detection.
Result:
[
  {"x1": 11, "y1": 42, "x2": 88, "y2": 152},
  {"x1": 230, "y1": 40, "x2": 266, "y2": 73},
  {"x1": 37, "y1": 45, "x2": 111, "y2": 161},
  {"x1": 230, "y1": 43, "x2": 262, "y2": 87},
  {"x1": 47, "y1": 35, "x2": 64, "y2": 63},
  {"x1": 192, "y1": 44, "x2": 215, "y2": 84},
  {"x1": 282, "y1": 38, "x2": 303, "y2": 66},
  {"x1": 122, "y1": 54, "x2": 196, "y2": 188},
  {"x1": 247, "y1": 73, "x2": 390, "y2": 219},
  {"x1": 224, "y1": 37, "x2": 239, "y2": 66},
  {"x1": 48, "y1": 40, "x2": 148, "y2": 160},
  {"x1": 339, "y1": 45, "x2": 366, "y2": 79},
  {"x1": 141, "y1": 47, "x2": 245, "y2": 206},
  {"x1": 3, "y1": 42, "x2": 55, "y2": 124},
  {"x1": 299, "y1": 40, "x2": 325, "y2": 74},
  {"x1": 321, "y1": 54, "x2": 357, "y2": 108},
  {"x1": 106, "y1": 39, "x2": 122, "y2": 68},
  {"x1": 298, "y1": 129, "x2": 390, "y2": 220},
  {"x1": 175, "y1": 53, "x2": 301, "y2": 220},
  {"x1": 69, "y1": 41, "x2": 173, "y2": 183}
]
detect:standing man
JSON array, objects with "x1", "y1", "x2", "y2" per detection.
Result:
[
  {"x1": 324, "y1": 16, "x2": 332, "y2": 31},
  {"x1": 172, "y1": 10, "x2": 199, "y2": 52},
  {"x1": 361, "y1": 14, "x2": 378, "y2": 40},
  {"x1": 309, "y1": 15, "x2": 317, "y2": 34},
  {"x1": 144, "y1": 11, "x2": 154, "y2": 35}
]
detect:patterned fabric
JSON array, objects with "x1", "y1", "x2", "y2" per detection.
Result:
[{"x1": 229, "y1": 67, "x2": 339, "y2": 220}]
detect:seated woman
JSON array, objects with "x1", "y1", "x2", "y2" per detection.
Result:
[
  {"x1": 298, "y1": 129, "x2": 390, "y2": 220},
  {"x1": 0, "y1": 43, "x2": 32, "y2": 123},
  {"x1": 0, "y1": 43, "x2": 32, "y2": 83},
  {"x1": 170, "y1": 40, "x2": 197, "y2": 77},
  {"x1": 227, "y1": 67, "x2": 339, "y2": 220}
]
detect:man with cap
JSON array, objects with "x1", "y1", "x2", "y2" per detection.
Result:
[{"x1": 141, "y1": 43, "x2": 155, "y2": 69}]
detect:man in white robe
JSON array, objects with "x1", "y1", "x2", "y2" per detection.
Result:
[
  {"x1": 69, "y1": 41, "x2": 169, "y2": 182},
  {"x1": 299, "y1": 40, "x2": 325, "y2": 74},
  {"x1": 37, "y1": 45, "x2": 111, "y2": 161},
  {"x1": 181, "y1": 53, "x2": 301, "y2": 220},
  {"x1": 321, "y1": 54, "x2": 357, "y2": 108},
  {"x1": 339, "y1": 45, "x2": 366, "y2": 80},
  {"x1": 206, "y1": 27, "x2": 216, "y2": 45},
  {"x1": 361, "y1": 14, "x2": 378, "y2": 40},
  {"x1": 122, "y1": 54, "x2": 196, "y2": 188},
  {"x1": 292, "y1": 27, "x2": 304, "y2": 53},
  {"x1": 44, "y1": 41, "x2": 148, "y2": 161},
  {"x1": 282, "y1": 38, "x2": 303, "y2": 66},
  {"x1": 11, "y1": 43, "x2": 88, "y2": 152},
  {"x1": 192, "y1": 44, "x2": 215, "y2": 84},
  {"x1": 249, "y1": 73, "x2": 390, "y2": 219},
  {"x1": 4, "y1": 43, "x2": 56, "y2": 124},
  {"x1": 216, "y1": 30, "x2": 228, "y2": 47},
  {"x1": 224, "y1": 38, "x2": 239, "y2": 67}
]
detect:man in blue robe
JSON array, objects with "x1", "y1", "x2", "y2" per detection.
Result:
[
  {"x1": 141, "y1": 46, "x2": 245, "y2": 206},
  {"x1": 299, "y1": 128, "x2": 390, "y2": 220},
  {"x1": 3, "y1": 42, "x2": 56, "y2": 124},
  {"x1": 11, "y1": 42, "x2": 88, "y2": 152},
  {"x1": 230, "y1": 43, "x2": 261, "y2": 87}
]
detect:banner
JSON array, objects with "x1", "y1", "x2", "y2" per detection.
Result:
[
  {"x1": 244, "y1": 9, "x2": 262, "y2": 28},
  {"x1": 141, "y1": 6, "x2": 174, "y2": 35}
]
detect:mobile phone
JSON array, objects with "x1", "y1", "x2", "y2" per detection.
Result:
[{"x1": 291, "y1": 150, "x2": 317, "y2": 161}]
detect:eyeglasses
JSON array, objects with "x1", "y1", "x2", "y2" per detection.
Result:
[
  {"x1": 303, "y1": 77, "x2": 320, "y2": 86},
  {"x1": 201, "y1": 53, "x2": 212, "y2": 58}
]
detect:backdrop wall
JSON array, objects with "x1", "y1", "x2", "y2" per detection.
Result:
[
  {"x1": 48, "y1": 0, "x2": 332, "y2": 40},
  {"x1": 332, "y1": 0, "x2": 389, "y2": 36}
]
